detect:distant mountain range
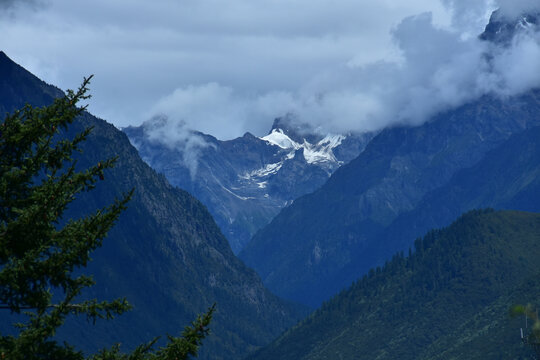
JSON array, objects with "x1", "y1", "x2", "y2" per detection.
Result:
[
  {"x1": 124, "y1": 116, "x2": 373, "y2": 253},
  {"x1": 247, "y1": 209, "x2": 540, "y2": 360},
  {"x1": 0, "y1": 51, "x2": 306, "y2": 359},
  {"x1": 2, "y1": 7, "x2": 539, "y2": 360},
  {"x1": 239, "y1": 11, "x2": 540, "y2": 308}
]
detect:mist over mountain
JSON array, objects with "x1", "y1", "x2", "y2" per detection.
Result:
[
  {"x1": 134, "y1": 2, "x2": 540, "y2": 142},
  {"x1": 239, "y1": 11, "x2": 540, "y2": 308},
  {"x1": 1, "y1": 1, "x2": 540, "y2": 358},
  {"x1": 2, "y1": 1, "x2": 540, "y2": 141},
  {"x1": 0, "y1": 51, "x2": 306, "y2": 359},
  {"x1": 124, "y1": 115, "x2": 373, "y2": 253}
]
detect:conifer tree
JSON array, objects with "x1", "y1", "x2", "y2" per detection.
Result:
[{"x1": 0, "y1": 77, "x2": 214, "y2": 359}]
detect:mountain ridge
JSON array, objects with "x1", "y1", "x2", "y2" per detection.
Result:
[
  {"x1": 240, "y1": 87, "x2": 540, "y2": 307},
  {"x1": 0, "y1": 50, "x2": 306, "y2": 359},
  {"x1": 246, "y1": 209, "x2": 540, "y2": 360},
  {"x1": 123, "y1": 114, "x2": 373, "y2": 253}
]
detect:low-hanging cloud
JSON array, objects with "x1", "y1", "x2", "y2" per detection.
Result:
[
  {"x1": 0, "y1": 0, "x2": 446, "y2": 135},
  {"x1": 150, "y1": 2, "x2": 540, "y2": 139},
  {"x1": 142, "y1": 114, "x2": 216, "y2": 179},
  {"x1": 2, "y1": 0, "x2": 539, "y2": 141},
  {"x1": 147, "y1": 83, "x2": 297, "y2": 140},
  {"x1": 294, "y1": 10, "x2": 540, "y2": 133}
]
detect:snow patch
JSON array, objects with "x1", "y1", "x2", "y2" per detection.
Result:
[
  {"x1": 260, "y1": 129, "x2": 345, "y2": 165},
  {"x1": 302, "y1": 134, "x2": 345, "y2": 164},
  {"x1": 241, "y1": 161, "x2": 284, "y2": 180},
  {"x1": 261, "y1": 129, "x2": 302, "y2": 149},
  {"x1": 220, "y1": 184, "x2": 255, "y2": 200}
]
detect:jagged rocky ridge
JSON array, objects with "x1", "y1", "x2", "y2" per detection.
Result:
[
  {"x1": 480, "y1": 9, "x2": 539, "y2": 45},
  {"x1": 0, "y1": 51, "x2": 306, "y2": 359},
  {"x1": 239, "y1": 11, "x2": 540, "y2": 308},
  {"x1": 124, "y1": 116, "x2": 373, "y2": 253}
]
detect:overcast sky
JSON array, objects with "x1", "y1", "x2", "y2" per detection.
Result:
[{"x1": 1, "y1": 0, "x2": 539, "y2": 139}]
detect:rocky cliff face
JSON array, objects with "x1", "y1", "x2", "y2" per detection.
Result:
[
  {"x1": 480, "y1": 9, "x2": 539, "y2": 45},
  {"x1": 124, "y1": 115, "x2": 373, "y2": 253}
]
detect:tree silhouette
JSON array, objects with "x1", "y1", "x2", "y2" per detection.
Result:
[{"x1": 0, "y1": 77, "x2": 214, "y2": 359}]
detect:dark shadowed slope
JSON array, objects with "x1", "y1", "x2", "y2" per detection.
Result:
[
  {"x1": 247, "y1": 210, "x2": 540, "y2": 360},
  {"x1": 322, "y1": 122, "x2": 540, "y2": 294},
  {"x1": 240, "y1": 85, "x2": 540, "y2": 307},
  {"x1": 239, "y1": 11, "x2": 540, "y2": 308},
  {"x1": 375, "y1": 123, "x2": 540, "y2": 262},
  {"x1": 0, "y1": 51, "x2": 306, "y2": 359}
]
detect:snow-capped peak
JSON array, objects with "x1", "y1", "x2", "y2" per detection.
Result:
[
  {"x1": 260, "y1": 128, "x2": 345, "y2": 166},
  {"x1": 261, "y1": 129, "x2": 302, "y2": 150},
  {"x1": 303, "y1": 134, "x2": 345, "y2": 165}
]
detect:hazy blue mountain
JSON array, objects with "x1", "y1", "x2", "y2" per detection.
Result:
[
  {"x1": 0, "y1": 51, "x2": 306, "y2": 359},
  {"x1": 313, "y1": 122, "x2": 540, "y2": 298},
  {"x1": 376, "y1": 124, "x2": 540, "y2": 260},
  {"x1": 246, "y1": 210, "x2": 540, "y2": 360},
  {"x1": 123, "y1": 115, "x2": 373, "y2": 253},
  {"x1": 480, "y1": 9, "x2": 539, "y2": 45},
  {"x1": 239, "y1": 13, "x2": 540, "y2": 307}
]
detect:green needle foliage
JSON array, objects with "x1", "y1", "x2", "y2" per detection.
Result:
[{"x1": 0, "y1": 77, "x2": 214, "y2": 359}]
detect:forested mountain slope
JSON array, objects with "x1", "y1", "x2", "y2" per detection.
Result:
[
  {"x1": 240, "y1": 83, "x2": 540, "y2": 307},
  {"x1": 240, "y1": 9, "x2": 540, "y2": 308},
  {"x1": 0, "y1": 51, "x2": 305, "y2": 359},
  {"x1": 247, "y1": 210, "x2": 540, "y2": 360},
  {"x1": 319, "y1": 122, "x2": 540, "y2": 293}
]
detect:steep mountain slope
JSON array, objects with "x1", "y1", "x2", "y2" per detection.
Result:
[
  {"x1": 124, "y1": 115, "x2": 373, "y2": 253},
  {"x1": 241, "y1": 88, "x2": 540, "y2": 307},
  {"x1": 376, "y1": 124, "x2": 540, "y2": 261},
  {"x1": 247, "y1": 210, "x2": 540, "y2": 360},
  {"x1": 239, "y1": 11, "x2": 540, "y2": 307},
  {"x1": 480, "y1": 9, "x2": 538, "y2": 44},
  {"x1": 0, "y1": 51, "x2": 305, "y2": 359},
  {"x1": 318, "y1": 122, "x2": 540, "y2": 296}
]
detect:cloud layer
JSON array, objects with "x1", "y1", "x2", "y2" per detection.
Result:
[
  {"x1": 0, "y1": 0, "x2": 445, "y2": 135},
  {"x1": 1, "y1": 0, "x2": 539, "y2": 140},
  {"x1": 151, "y1": 4, "x2": 540, "y2": 137}
]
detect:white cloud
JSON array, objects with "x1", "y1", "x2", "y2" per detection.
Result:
[
  {"x1": 1, "y1": 0, "x2": 539, "y2": 141},
  {"x1": 142, "y1": 115, "x2": 214, "y2": 179},
  {"x1": 489, "y1": 32, "x2": 540, "y2": 95},
  {"x1": 147, "y1": 83, "x2": 298, "y2": 139},
  {"x1": 441, "y1": 0, "x2": 496, "y2": 36},
  {"x1": 149, "y1": 9, "x2": 540, "y2": 138},
  {"x1": 0, "y1": 0, "x2": 445, "y2": 135}
]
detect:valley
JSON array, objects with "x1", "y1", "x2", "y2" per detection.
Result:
[{"x1": 1, "y1": 3, "x2": 540, "y2": 360}]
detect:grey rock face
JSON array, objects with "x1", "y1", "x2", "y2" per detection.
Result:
[{"x1": 124, "y1": 116, "x2": 374, "y2": 253}]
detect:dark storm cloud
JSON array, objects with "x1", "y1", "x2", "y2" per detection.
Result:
[
  {"x1": 497, "y1": 0, "x2": 540, "y2": 18},
  {"x1": 0, "y1": 0, "x2": 43, "y2": 10}
]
